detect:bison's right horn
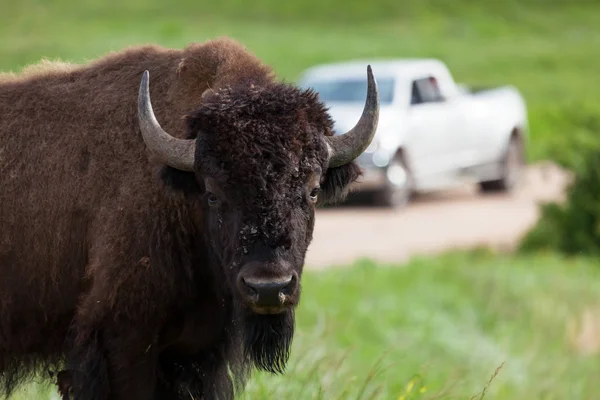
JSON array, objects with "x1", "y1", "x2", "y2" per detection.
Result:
[{"x1": 138, "y1": 70, "x2": 196, "y2": 172}]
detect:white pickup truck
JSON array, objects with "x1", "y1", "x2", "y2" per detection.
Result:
[{"x1": 298, "y1": 59, "x2": 529, "y2": 208}]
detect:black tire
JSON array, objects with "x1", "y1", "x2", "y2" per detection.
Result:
[
  {"x1": 479, "y1": 136, "x2": 523, "y2": 193},
  {"x1": 376, "y1": 155, "x2": 414, "y2": 208}
]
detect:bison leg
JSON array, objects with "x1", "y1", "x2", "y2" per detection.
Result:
[
  {"x1": 68, "y1": 233, "x2": 177, "y2": 399},
  {"x1": 103, "y1": 337, "x2": 161, "y2": 400},
  {"x1": 56, "y1": 370, "x2": 73, "y2": 400},
  {"x1": 70, "y1": 324, "x2": 163, "y2": 400},
  {"x1": 46, "y1": 369, "x2": 73, "y2": 400}
]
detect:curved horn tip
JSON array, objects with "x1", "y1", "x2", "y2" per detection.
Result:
[
  {"x1": 366, "y1": 65, "x2": 378, "y2": 98},
  {"x1": 366, "y1": 65, "x2": 374, "y2": 81},
  {"x1": 324, "y1": 64, "x2": 380, "y2": 168},
  {"x1": 140, "y1": 70, "x2": 149, "y2": 91},
  {"x1": 138, "y1": 70, "x2": 153, "y2": 123}
]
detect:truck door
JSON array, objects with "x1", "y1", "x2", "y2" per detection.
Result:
[{"x1": 404, "y1": 76, "x2": 461, "y2": 183}]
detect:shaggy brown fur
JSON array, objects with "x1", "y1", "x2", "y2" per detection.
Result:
[{"x1": 0, "y1": 37, "x2": 361, "y2": 399}]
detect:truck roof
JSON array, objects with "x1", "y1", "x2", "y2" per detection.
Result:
[{"x1": 299, "y1": 58, "x2": 450, "y2": 81}]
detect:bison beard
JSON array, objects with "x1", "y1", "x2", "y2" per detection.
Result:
[{"x1": 242, "y1": 311, "x2": 295, "y2": 375}]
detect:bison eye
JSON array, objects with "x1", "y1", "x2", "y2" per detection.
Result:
[
  {"x1": 309, "y1": 186, "x2": 320, "y2": 202},
  {"x1": 206, "y1": 192, "x2": 219, "y2": 207}
]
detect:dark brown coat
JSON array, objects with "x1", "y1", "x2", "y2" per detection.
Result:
[{"x1": 0, "y1": 37, "x2": 365, "y2": 399}]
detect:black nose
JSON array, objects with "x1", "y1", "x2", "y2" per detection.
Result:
[{"x1": 238, "y1": 275, "x2": 297, "y2": 308}]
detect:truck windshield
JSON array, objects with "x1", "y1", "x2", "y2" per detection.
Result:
[{"x1": 302, "y1": 77, "x2": 395, "y2": 104}]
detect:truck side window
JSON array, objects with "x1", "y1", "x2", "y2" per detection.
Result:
[{"x1": 411, "y1": 76, "x2": 444, "y2": 105}]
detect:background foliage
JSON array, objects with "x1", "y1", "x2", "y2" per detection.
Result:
[{"x1": 520, "y1": 148, "x2": 600, "y2": 256}]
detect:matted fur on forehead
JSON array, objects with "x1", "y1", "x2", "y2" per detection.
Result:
[{"x1": 185, "y1": 82, "x2": 334, "y2": 202}]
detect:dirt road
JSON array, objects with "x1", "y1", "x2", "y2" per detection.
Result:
[{"x1": 305, "y1": 162, "x2": 572, "y2": 269}]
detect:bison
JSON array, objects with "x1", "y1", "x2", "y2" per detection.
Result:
[{"x1": 0, "y1": 37, "x2": 379, "y2": 399}]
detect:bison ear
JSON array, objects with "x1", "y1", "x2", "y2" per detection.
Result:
[{"x1": 317, "y1": 162, "x2": 362, "y2": 206}]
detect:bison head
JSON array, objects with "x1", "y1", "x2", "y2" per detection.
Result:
[{"x1": 137, "y1": 68, "x2": 379, "y2": 373}]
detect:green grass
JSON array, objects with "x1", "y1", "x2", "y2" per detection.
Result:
[
  {"x1": 11, "y1": 251, "x2": 600, "y2": 399},
  {"x1": 1, "y1": 1, "x2": 600, "y2": 167}
]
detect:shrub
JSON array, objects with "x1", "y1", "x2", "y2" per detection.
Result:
[{"x1": 519, "y1": 149, "x2": 600, "y2": 255}]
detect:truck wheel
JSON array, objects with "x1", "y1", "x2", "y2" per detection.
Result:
[
  {"x1": 479, "y1": 137, "x2": 523, "y2": 193},
  {"x1": 376, "y1": 155, "x2": 413, "y2": 208}
]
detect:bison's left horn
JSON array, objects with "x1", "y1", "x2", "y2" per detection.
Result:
[
  {"x1": 138, "y1": 70, "x2": 196, "y2": 172},
  {"x1": 325, "y1": 65, "x2": 380, "y2": 168}
]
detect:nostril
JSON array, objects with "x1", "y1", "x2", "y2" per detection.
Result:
[
  {"x1": 242, "y1": 278, "x2": 258, "y2": 294},
  {"x1": 239, "y1": 277, "x2": 259, "y2": 302},
  {"x1": 280, "y1": 274, "x2": 297, "y2": 296}
]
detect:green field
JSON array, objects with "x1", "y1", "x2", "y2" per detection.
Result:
[
  {"x1": 3, "y1": 1, "x2": 600, "y2": 399},
  {"x1": 10, "y1": 251, "x2": 600, "y2": 399},
  {"x1": 2, "y1": 0, "x2": 600, "y2": 167}
]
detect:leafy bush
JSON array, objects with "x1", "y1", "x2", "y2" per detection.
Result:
[{"x1": 519, "y1": 149, "x2": 600, "y2": 255}]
